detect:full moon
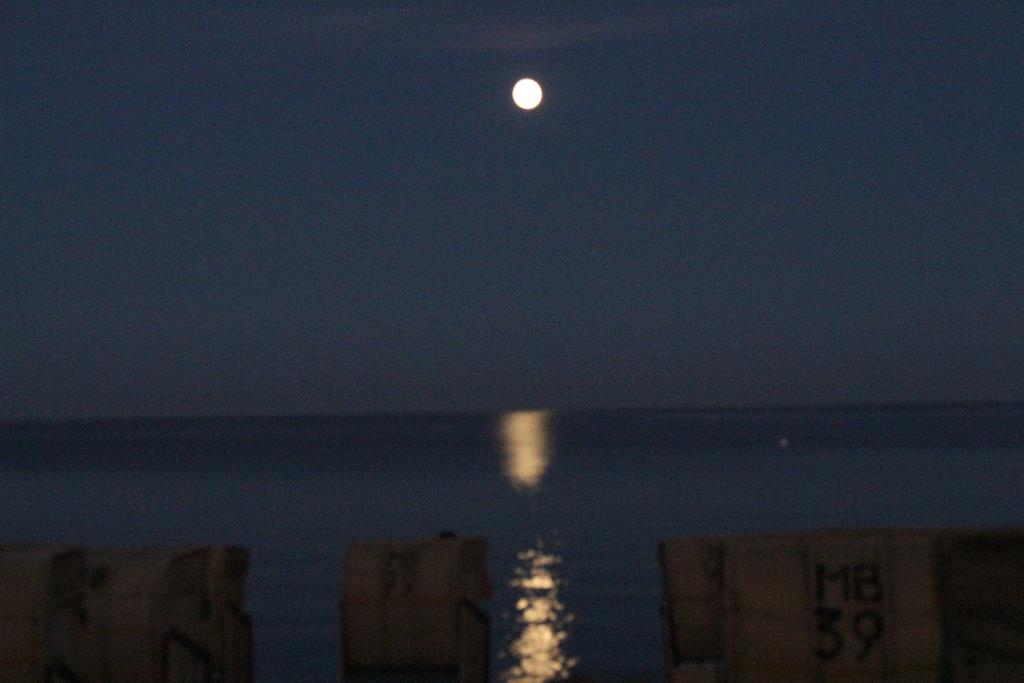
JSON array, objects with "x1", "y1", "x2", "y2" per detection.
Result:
[{"x1": 512, "y1": 78, "x2": 543, "y2": 110}]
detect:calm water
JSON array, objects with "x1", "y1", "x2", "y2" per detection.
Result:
[{"x1": 3, "y1": 404, "x2": 1024, "y2": 682}]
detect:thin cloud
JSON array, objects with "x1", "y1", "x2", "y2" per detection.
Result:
[
  {"x1": 207, "y1": 1, "x2": 796, "y2": 69},
  {"x1": 431, "y1": 2, "x2": 790, "y2": 53},
  {"x1": 3, "y1": 2, "x2": 815, "y2": 82}
]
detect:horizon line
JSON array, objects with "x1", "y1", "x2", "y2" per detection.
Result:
[{"x1": 3, "y1": 398, "x2": 1022, "y2": 427}]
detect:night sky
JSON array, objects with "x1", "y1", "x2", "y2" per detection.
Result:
[{"x1": 3, "y1": 2, "x2": 1022, "y2": 420}]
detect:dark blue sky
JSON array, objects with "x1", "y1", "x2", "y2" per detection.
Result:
[{"x1": 2, "y1": 2, "x2": 1022, "y2": 419}]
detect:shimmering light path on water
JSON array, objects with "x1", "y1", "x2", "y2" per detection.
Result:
[
  {"x1": 499, "y1": 410, "x2": 576, "y2": 682},
  {"x1": 503, "y1": 537, "x2": 577, "y2": 683}
]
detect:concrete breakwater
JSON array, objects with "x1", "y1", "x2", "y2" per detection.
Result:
[{"x1": 5, "y1": 527, "x2": 1024, "y2": 682}]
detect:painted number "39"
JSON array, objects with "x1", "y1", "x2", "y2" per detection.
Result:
[
  {"x1": 814, "y1": 607, "x2": 884, "y2": 661},
  {"x1": 813, "y1": 562, "x2": 886, "y2": 662}
]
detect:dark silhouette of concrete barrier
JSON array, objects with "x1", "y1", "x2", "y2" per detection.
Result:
[
  {"x1": 659, "y1": 527, "x2": 1024, "y2": 682},
  {"x1": 0, "y1": 545, "x2": 250, "y2": 683},
  {"x1": 340, "y1": 536, "x2": 490, "y2": 683}
]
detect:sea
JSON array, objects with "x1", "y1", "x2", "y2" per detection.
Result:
[{"x1": 2, "y1": 403, "x2": 1023, "y2": 683}]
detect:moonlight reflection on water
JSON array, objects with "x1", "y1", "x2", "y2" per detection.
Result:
[
  {"x1": 501, "y1": 411, "x2": 551, "y2": 491},
  {"x1": 503, "y1": 538, "x2": 577, "y2": 683},
  {"x1": 499, "y1": 412, "x2": 577, "y2": 682}
]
